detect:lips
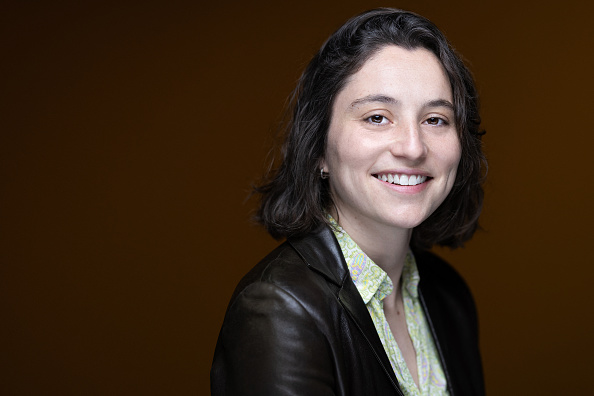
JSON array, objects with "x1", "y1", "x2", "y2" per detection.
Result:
[{"x1": 373, "y1": 173, "x2": 430, "y2": 186}]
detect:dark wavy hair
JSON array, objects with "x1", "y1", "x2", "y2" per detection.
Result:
[{"x1": 254, "y1": 8, "x2": 486, "y2": 249}]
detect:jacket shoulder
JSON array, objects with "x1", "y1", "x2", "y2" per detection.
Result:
[
  {"x1": 413, "y1": 249, "x2": 475, "y2": 303},
  {"x1": 228, "y1": 241, "x2": 336, "y2": 307},
  {"x1": 212, "y1": 242, "x2": 340, "y2": 395}
]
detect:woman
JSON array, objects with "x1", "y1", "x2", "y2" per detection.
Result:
[{"x1": 212, "y1": 8, "x2": 486, "y2": 396}]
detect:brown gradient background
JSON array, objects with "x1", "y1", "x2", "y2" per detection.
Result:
[{"x1": 2, "y1": 1, "x2": 593, "y2": 395}]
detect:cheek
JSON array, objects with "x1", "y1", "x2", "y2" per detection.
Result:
[
  {"x1": 431, "y1": 135, "x2": 461, "y2": 191},
  {"x1": 445, "y1": 139, "x2": 462, "y2": 191},
  {"x1": 325, "y1": 131, "x2": 358, "y2": 170},
  {"x1": 442, "y1": 135, "x2": 462, "y2": 172},
  {"x1": 450, "y1": 140, "x2": 462, "y2": 173}
]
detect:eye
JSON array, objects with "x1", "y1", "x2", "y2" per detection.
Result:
[
  {"x1": 424, "y1": 117, "x2": 448, "y2": 126},
  {"x1": 366, "y1": 115, "x2": 389, "y2": 125}
]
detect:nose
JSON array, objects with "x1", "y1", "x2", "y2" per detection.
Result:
[{"x1": 389, "y1": 121, "x2": 427, "y2": 161}]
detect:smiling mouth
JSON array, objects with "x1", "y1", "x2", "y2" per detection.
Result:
[{"x1": 373, "y1": 173, "x2": 431, "y2": 186}]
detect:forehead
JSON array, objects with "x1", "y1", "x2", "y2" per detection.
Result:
[{"x1": 336, "y1": 45, "x2": 452, "y2": 106}]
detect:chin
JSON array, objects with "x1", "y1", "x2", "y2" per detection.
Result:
[{"x1": 382, "y1": 214, "x2": 428, "y2": 231}]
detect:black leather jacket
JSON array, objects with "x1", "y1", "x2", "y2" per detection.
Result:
[{"x1": 211, "y1": 225, "x2": 484, "y2": 395}]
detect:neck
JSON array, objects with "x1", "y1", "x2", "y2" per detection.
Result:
[{"x1": 332, "y1": 210, "x2": 412, "y2": 285}]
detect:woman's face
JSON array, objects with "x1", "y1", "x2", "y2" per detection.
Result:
[{"x1": 322, "y1": 45, "x2": 461, "y2": 236}]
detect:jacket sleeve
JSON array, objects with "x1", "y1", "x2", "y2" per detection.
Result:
[{"x1": 211, "y1": 281, "x2": 336, "y2": 396}]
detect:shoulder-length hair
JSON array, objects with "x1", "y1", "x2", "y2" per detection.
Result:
[{"x1": 254, "y1": 8, "x2": 486, "y2": 250}]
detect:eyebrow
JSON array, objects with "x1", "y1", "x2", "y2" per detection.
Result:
[
  {"x1": 349, "y1": 95, "x2": 455, "y2": 111},
  {"x1": 425, "y1": 99, "x2": 455, "y2": 111},
  {"x1": 350, "y1": 94, "x2": 397, "y2": 108}
]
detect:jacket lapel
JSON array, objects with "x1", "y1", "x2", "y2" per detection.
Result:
[
  {"x1": 417, "y1": 287, "x2": 454, "y2": 395},
  {"x1": 338, "y1": 279, "x2": 402, "y2": 394},
  {"x1": 289, "y1": 225, "x2": 402, "y2": 394},
  {"x1": 414, "y1": 249, "x2": 457, "y2": 396}
]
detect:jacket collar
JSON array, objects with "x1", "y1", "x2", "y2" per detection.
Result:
[
  {"x1": 287, "y1": 223, "x2": 349, "y2": 287},
  {"x1": 289, "y1": 224, "x2": 403, "y2": 395}
]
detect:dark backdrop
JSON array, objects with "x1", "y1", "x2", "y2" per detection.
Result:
[{"x1": 2, "y1": 1, "x2": 593, "y2": 394}]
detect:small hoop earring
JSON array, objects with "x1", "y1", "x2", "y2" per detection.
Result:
[{"x1": 320, "y1": 168, "x2": 329, "y2": 179}]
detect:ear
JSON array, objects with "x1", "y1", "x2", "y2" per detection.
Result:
[{"x1": 319, "y1": 158, "x2": 328, "y2": 173}]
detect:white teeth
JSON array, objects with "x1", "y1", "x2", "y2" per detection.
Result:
[{"x1": 376, "y1": 173, "x2": 427, "y2": 186}]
